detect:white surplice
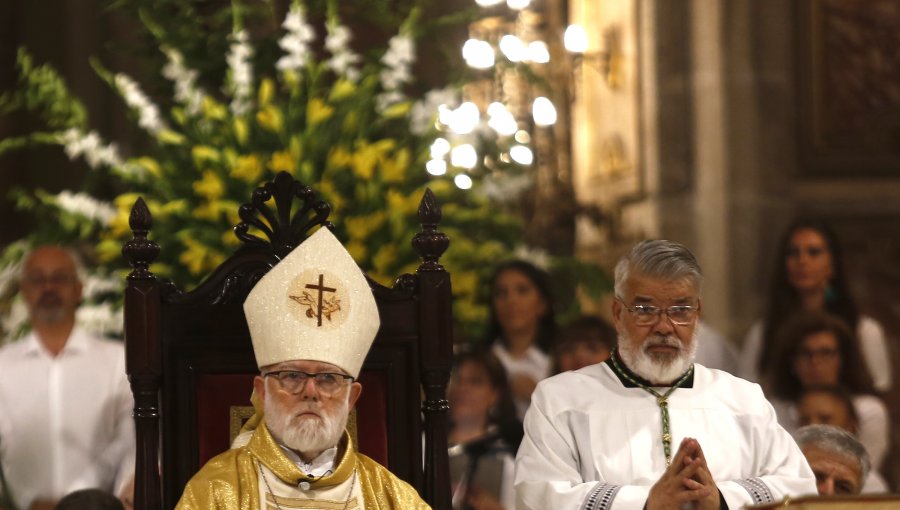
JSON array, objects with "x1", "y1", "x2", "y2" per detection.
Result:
[{"x1": 515, "y1": 361, "x2": 816, "y2": 510}]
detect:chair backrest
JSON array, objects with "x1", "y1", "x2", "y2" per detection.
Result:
[{"x1": 122, "y1": 171, "x2": 453, "y2": 510}]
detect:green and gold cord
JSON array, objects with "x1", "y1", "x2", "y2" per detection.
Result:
[{"x1": 609, "y1": 350, "x2": 694, "y2": 466}]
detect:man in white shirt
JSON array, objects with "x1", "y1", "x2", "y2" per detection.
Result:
[
  {"x1": 0, "y1": 246, "x2": 134, "y2": 510},
  {"x1": 515, "y1": 240, "x2": 816, "y2": 510}
]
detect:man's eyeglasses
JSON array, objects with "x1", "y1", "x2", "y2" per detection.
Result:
[
  {"x1": 617, "y1": 298, "x2": 699, "y2": 326},
  {"x1": 21, "y1": 273, "x2": 78, "y2": 288},
  {"x1": 263, "y1": 370, "x2": 354, "y2": 395}
]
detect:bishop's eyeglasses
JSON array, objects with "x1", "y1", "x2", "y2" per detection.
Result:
[
  {"x1": 263, "y1": 370, "x2": 354, "y2": 395},
  {"x1": 617, "y1": 298, "x2": 699, "y2": 326}
]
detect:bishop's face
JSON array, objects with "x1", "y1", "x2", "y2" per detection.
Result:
[
  {"x1": 612, "y1": 272, "x2": 701, "y2": 384},
  {"x1": 255, "y1": 359, "x2": 362, "y2": 458}
]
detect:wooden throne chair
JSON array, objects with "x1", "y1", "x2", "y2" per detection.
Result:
[{"x1": 122, "y1": 171, "x2": 453, "y2": 510}]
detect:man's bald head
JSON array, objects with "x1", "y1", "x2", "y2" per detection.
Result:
[{"x1": 19, "y1": 246, "x2": 84, "y2": 326}]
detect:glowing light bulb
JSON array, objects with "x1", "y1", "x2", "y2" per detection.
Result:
[
  {"x1": 462, "y1": 39, "x2": 495, "y2": 69},
  {"x1": 437, "y1": 104, "x2": 453, "y2": 126},
  {"x1": 528, "y1": 41, "x2": 550, "y2": 63},
  {"x1": 510, "y1": 145, "x2": 533, "y2": 165},
  {"x1": 515, "y1": 130, "x2": 531, "y2": 143},
  {"x1": 532, "y1": 96, "x2": 557, "y2": 126},
  {"x1": 430, "y1": 138, "x2": 451, "y2": 159},
  {"x1": 488, "y1": 107, "x2": 518, "y2": 136},
  {"x1": 449, "y1": 102, "x2": 480, "y2": 134},
  {"x1": 564, "y1": 24, "x2": 588, "y2": 54},
  {"x1": 499, "y1": 35, "x2": 527, "y2": 62},
  {"x1": 454, "y1": 174, "x2": 474, "y2": 189},
  {"x1": 426, "y1": 159, "x2": 448, "y2": 176},
  {"x1": 487, "y1": 102, "x2": 507, "y2": 117},
  {"x1": 450, "y1": 144, "x2": 478, "y2": 169}
]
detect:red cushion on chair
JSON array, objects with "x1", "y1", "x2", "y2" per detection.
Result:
[
  {"x1": 194, "y1": 373, "x2": 257, "y2": 466},
  {"x1": 355, "y1": 370, "x2": 389, "y2": 466}
]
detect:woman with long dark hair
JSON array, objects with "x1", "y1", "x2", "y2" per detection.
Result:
[
  {"x1": 766, "y1": 311, "x2": 889, "y2": 471},
  {"x1": 448, "y1": 349, "x2": 520, "y2": 510},
  {"x1": 738, "y1": 219, "x2": 891, "y2": 391},
  {"x1": 485, "y1": 260, "x2": 557, "y2": 419}
]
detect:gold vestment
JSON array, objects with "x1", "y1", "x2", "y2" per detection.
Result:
[{"x1": 176, "y1": 422, "x2": 430, "y2": 510}]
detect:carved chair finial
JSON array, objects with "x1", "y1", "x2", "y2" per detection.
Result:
[
  {"x1": 412, "y1": 189, "x2": 449, "y2": 272},
  {"x1": 123, "y1": 197, "x2": 160, "y2": 280}
]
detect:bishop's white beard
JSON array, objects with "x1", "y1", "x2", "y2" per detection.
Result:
[
  {"x1": 618, "y1": 329, "x2": 698, "y2": 385},
  {"x1": 265, "y1": 392, "x2": 350, "y2": 455}
]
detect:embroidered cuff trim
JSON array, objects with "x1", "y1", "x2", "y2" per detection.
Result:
[
  {"x1": 735, "y1": 477, "x2": 774, "y2": 504},
  {"x1": 582, "y1": 482, "x2": 621, "y2": 510}
]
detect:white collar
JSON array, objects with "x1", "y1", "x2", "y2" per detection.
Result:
[
  {"x1": 279, "y1": 444, "x2": 339, "y2": 478},
  {"x1": 23, "y1": 327, "x2": 89, "y2": 357}
]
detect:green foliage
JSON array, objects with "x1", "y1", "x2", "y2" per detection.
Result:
[{"x1": 0, "y1": 0, "x2": 528, "y2": 343}]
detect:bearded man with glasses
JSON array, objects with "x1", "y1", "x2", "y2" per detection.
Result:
[
  {"x1": 515, "y1": 240, "x2": 816, "y2": 510},
  {"x1": 177, "y1": 229, "x2": 428, "y2": 509}
]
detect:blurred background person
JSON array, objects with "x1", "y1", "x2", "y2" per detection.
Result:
[
  {"x1": 794, "y1": 425, "x2": 870, "y2": 496},
  {"x1": 485, "y1": 260, "x2": 557, "y2": 419},
  {"x1": 797, "y1": 385, "x2": 859, "y2": 432},
  {"x1": 766, "y1": 310, "x2": 889, "y2": 479},
  {"x1": 796, "y1": 386, "x2": 889, "y2": 493},
  {"x1": 553, "y1": 315, "x2": 615, "y2": 373},
  {"x1": 55, "y1": 489, "x2": 125, "y2": 510},
  {"x1": 693, "y1": 321, "x2": 739, "y2": 374},
  {"x1": 0, "y1": 246, "x2": 134, "y2": 510},
  {"x1": 739, "y1": 219, "x2": 891, "y2": 392},
  {"x1": 448, "y1": 349, "x2": 520, "y2": 510}
]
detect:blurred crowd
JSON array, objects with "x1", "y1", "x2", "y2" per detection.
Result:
[{"x1": 447, "y1": 218, "x2": 894, "y2": 509}]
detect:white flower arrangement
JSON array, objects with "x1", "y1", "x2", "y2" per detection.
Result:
[
  {"x1": 0, "y1": 298, "x2": 28, "y2": 347},
  {"x1": 376, "y1": 35, "x2": 415, "y2": 114},
  {"x1": 76, "y1": 302, "x2": 123, "y2": 338},
  {"x1": 162, "y1": 46, "x2": 205, "y2": 116},
  {"x1": 114, "y1": 73, "x2": 167, "y2": 134},
  {"x1": 226, "y1": 30, "x2": 254, "y2": 116},
  {"x1": 276, "y1": 3, "x2": 316, "y2": 73},
  {"x1": 58, "y1": 128, "x2": 143, "y2": 179},
  {"x1": 0, "y1": 261, "x2": 21, "y2": 300},
  {"x1": 54, "y1": 190, "x2": 117, "y2": 226},
  {"x1": 324, "y1": 22, "x2": 361, "y2": 81},
  {"x1": 380, "y1": 35, "x2": 414, "y2": 89}
]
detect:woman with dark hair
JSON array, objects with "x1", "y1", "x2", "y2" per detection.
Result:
[
  {"x1": 552, "y1": 315, "x2": 616, "y2": 374},
  {"x1": 485, "y1": 260, "x2": 557, "y2": 419},
  {"x1": 766, "y1": 311, "x2": 889, "y2": 473},
  {"x1": 448, "y1": 349, "x2": 520, "y2": 510},
  {"x1": 738, "y1": 219, "x2": 891, "y2": 392}
]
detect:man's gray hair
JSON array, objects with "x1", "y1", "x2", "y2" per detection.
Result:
[
  {"x1": 794, "y1": 424, "x2": 870, "y2": 481},
  {"x1": 613, "y1": 240, "x2": 703, "y2": 298}
]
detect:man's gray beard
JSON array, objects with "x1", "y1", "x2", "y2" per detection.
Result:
[
  {"x1": 618, "y1": 329, "x2": 698, "y2": 385},
  {"x1": 31, "y1": 305, "x2": 68, "y2": 324},
  {"x1": 265, "y1": 392, "x2": 350, "y2": 455}
]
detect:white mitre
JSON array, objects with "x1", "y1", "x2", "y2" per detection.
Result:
[{"x1": 243, "y1": 227, "x2": 380, "y2": 378}]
